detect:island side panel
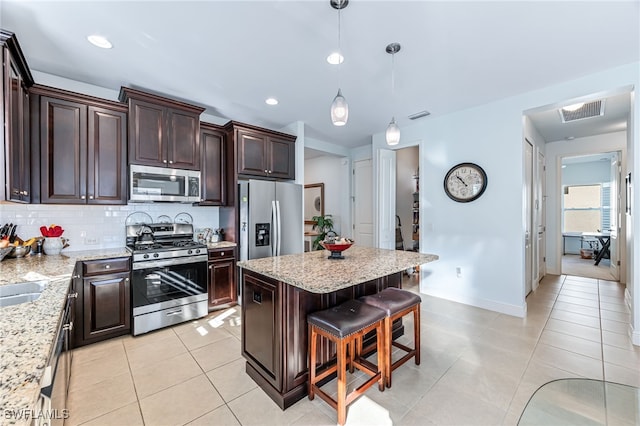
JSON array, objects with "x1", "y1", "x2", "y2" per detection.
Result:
[{"x1": 241, "y1": 271, "x2": 282, "y2": 392}]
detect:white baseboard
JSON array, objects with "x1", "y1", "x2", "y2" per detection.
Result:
[{"x1": 420, "y1": 287, "x2": 526, "y2": 318}]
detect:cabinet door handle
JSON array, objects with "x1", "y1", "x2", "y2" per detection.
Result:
[
  {"x1": 12, "y1": 189, "x2": 19, "y2": 195},
  {"x1": 169, "y1": 160, "x2": 174, "y2": 164},
  {"x1": 105, "y1": 264, "x2": 111, "y2": 269},
  {"x1": 81, "y1": 195, "x2": 86, "y2": 200},
  {"x1": 89, "y1": 195, "x2": 94, "y2": 200},
  {"x1": 264, "y1": 170, "x2": 268, "y2": 173},
  {"x1": 68, "y1": 291, "x2": 78, "y2": 299},
  {"x1": 163, "y1": 160, "x2": 168, "y2": 164}
]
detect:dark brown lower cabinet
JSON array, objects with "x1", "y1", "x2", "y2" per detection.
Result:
[
  {"x1": 208, "y1": 247, "x2": 237, "y2": 309},
  {"x1": 74, "y1": 257, "x2": 131, "y2": 347},
  {"x1": 241, "y1": 270, "x2": 402, "y2": 409}
]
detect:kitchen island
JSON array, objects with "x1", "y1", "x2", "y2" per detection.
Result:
[{"x1": 237, "y1": 246, "x2": 438, "y2": 409}]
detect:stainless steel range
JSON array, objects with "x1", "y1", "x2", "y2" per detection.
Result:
[{"x1": 126, "y1": 222, "x2": 208, "y2": 335}]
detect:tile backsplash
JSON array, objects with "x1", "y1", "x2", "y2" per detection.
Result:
[{"x1": 0, "y1": 202, "x2": 220, "y2": 252}]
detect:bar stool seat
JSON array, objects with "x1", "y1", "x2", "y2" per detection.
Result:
[
  {"x1": 308, "y1": 299, "x2": 386, "y2": 426},
  {"x1": 359, "y1": 287, "x2": 421, "y2": 388}
]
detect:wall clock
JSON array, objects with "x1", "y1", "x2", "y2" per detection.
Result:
[{"x1": 443, "y1": 162, "x2": 488, "y2": 203}]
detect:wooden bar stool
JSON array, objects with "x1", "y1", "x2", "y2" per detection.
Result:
[
  {"x1": 307, "y1": 299, "x2": 386, "y2": 426},
  {"x1": 359, "y1": 287, "x2": 421, "y2": 388}
]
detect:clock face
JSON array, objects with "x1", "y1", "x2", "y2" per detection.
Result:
[{"x1": 444, "y1": 163, "x2": 487, "y2": 202}]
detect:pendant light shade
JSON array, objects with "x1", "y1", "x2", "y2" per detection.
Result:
[
  {"x1": 385, "y1": 42, "x2": 401, "y2": 146},
  {"x1": 330, "y1": 0, "x2": 348, "y2": 126},
  {"x1": 386, "y1": 117, "x2": 400, "y2": 146},
  {"x1": 331, "y1": 89, "x2": 349, "y2": 126}
]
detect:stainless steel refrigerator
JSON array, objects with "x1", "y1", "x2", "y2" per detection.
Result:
[{"x1": 239, "y1": 180, "x2": 303, "y2": 261}]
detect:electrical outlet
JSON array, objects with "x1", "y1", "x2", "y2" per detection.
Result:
[{"x1": 85, "y1": 237, "x2": 99, "y2": 245}]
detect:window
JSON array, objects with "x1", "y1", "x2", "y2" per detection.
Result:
[{"x1": 562, "y1": 184, "x2": 602, "y2": 232}]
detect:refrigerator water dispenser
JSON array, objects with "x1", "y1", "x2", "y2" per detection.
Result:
[{"x1": 256, "y1": 223, "x2": 270, "y2": 246}]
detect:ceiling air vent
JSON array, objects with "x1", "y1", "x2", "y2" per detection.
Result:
[
  {"x1": 559, "y1": 100, "x2": 605, "y2": 123},
  {"x1": 408, "y1": 110, "x2": 431, "y2": 120}
]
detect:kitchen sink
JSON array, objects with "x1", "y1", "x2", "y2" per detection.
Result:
[{"x1": 0, "y1": 281, "x2": 47, "y2": 308}]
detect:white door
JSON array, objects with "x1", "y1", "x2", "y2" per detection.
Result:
[
  {"x1": 353, "y1": 159, "x2": 374, "y2": 247},
  {"x1": 536, "y1": 150, "x2": 546, "y2": 283},
  {"x1": 609, "y1": 153, "x2": 621, "y2": 280},
  {"x1": 524, "y1": 140, "x2": 533, "y2": 296},
  {"x1": 376, "y1": 149, "x2": 396, "y2": 249}
]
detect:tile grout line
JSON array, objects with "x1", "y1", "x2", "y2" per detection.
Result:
[{"x1": 501, "y1": 274, "x2": 567, "y2": 425}]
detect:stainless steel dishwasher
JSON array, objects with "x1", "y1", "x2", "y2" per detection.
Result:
[{"x1": 37, "y1": 284, "x2": 75, "y2": 425}]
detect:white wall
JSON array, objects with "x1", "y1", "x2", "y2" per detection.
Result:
[
  {"x1": 371, "y1": 62, "x2": 639, "y2": 320},
  {"x1": 627, "y1": 88, "x2": 638, "y2": 345},
  {"x1": 304, "y1": 155, "x2": 350, "y2": 237},
  {"x1": 562, "y1": 160, "x2": 613, "y2": 185}
]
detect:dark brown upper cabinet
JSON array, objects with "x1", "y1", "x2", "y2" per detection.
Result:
[
  {"x1": 233, "y1": 124, "x2": 296, "y2": 180},
  {"x1": 119, "y1": 87, "x2": 205, "y2": 171},
  {"x1": 199, "y1": 122, "x2": 226, "y2": 205},
  {"x1": 1, "y1": 30, "x2": 34, "y2": 203},
  {"x1": 30, "y1": 85, "x2": 127, "y2": 205}
]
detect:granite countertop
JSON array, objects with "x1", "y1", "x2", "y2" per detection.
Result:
[
  {"x1": 206, "y1": 241, "x2": 237, "y2": 250},
  {"x1": 0, "y1": 248, "x2": 130, "y2": 423},
  {"x1": 237, "y1": 246, "x2": 439, "y2": 293}
]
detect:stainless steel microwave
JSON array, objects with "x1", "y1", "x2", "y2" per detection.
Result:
[{"x1": 130, "y1": 165, "x2": 201, "y2": 203}]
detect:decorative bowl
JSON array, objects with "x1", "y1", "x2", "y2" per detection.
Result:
[
  {"x1": 320, "y1": 240, "x2": 354, "y2": 260},
  {"x1": 8, "y1": 245, "x2": 31, "y2": 258}
]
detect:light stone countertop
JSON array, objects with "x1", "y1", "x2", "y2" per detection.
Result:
[
  {"x1": 206, "y1": 241, "x2": 237, "y2": 250},
  {"x1": 0, "y1": 248, "x2": 130, "y2": 424},
  {"x1": 237, "y1": 246, "x2": 438, "y2": 293}
]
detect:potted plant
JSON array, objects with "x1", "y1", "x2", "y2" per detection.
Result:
[{"x1": 311, "y1": 214, "x2": 334, "y2": 250}]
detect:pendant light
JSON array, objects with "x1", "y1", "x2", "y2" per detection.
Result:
[
  {"x1": 330, "y1": 0, "x2": 348, "y2": 126},
  {"x1": 385, "y1": 42, "x2": 401, "y2": 146}
]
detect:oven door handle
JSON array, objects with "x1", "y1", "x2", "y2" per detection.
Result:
[{"x1": 132, "y1": 255, "x2": 208, "y2": 270}]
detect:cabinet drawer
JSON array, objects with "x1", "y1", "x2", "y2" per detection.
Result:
[
  {"x1": 208, "y1": 248, "x2": 235, "y2": 261},
  {"x1": 82, "y1": 257, "x2": 130, "y2": 276}
]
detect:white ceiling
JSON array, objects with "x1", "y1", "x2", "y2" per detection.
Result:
[{"x1": 1, "y1": 1, "x2": 638, "y2": 148}]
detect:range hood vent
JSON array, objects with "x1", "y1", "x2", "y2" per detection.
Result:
[{"x1": 560, "y1": 100, "x2": 605, "y2": 123}]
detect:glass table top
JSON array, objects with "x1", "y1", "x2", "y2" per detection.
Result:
[{"x1": 519, "y1": 379, "x2": 639, "y2": 425}]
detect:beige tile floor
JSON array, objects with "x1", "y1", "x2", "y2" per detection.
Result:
[{"x1": 66, "y1": 273, "x2": 638, "y2": 425}]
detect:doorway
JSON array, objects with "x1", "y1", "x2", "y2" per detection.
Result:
[
  {"x1": 395, "y1": 146, "x2": 419, "y2": 252},
  {"x1": 560, "y1": 151, "x2": 620, "y2": 281}
]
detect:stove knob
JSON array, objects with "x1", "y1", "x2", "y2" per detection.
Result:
[
  {"x1": 188, "y1": 249, "x2": 193, "y2": 255},
  {"x1": 195, "y1": 249, "x2": 201, "y2": 254},
  {"x1": 153, "y1": 253, "x2": 159, "y2": 258},
  {"x1": 143, "y1": 254, "x2": 149, "y2": 259}
]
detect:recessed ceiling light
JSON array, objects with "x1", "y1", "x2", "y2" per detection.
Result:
[
  {"x1": 327, "y1": 52, "x2": 344, "y2": 65},
  {"x1": 87, "y1": 35, "x2": 113, "y2": 49},
  {"x1": 265, "y1": 98, "x2": 278, "y2": 106}
]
